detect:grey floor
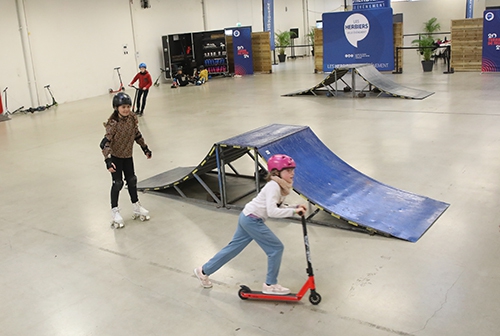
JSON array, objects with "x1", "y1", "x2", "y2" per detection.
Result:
[{"x1": 1, "y1": 56, "x2": 500, "y2": 336}]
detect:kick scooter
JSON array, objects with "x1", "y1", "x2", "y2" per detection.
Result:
[
  {"x1": 129, "y1": 85, "x2": 140, "y2": 115},
  {"x1": 2, "y1": 87, "x2": 24, "y2": 116},
  {"x1": 44, "y1": 85, "x2": 58, "y2": 108},
  {"x1": 153, "y1": 68, "x2": 167, "y2": 87},
  {"x1": 238, "y1": 214, "x2": 322, "y2": 305},
  {"x1": 109, "y1": 67, "x2": 125, "y2": 93}
]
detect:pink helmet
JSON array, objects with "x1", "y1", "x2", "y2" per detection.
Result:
[{"x1": 267, "y1": 154, "x2": 296, "y2": 172}]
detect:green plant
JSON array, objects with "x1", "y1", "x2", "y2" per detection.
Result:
[
  {"x1": 306, "y1": 28, "x2": 315, "y2": 46},
  {"x1": 412, "y1": 17, "x2": 441, "y2": 62},
  {"x1": 275, "y1": 30, "x2": 295, "y2": 55},
  {"x1": 423, "y1": 17, "x2": 441, "y2": 37},
  {"x1": 412, "y1": 36, "x2": 435, "y2": 61}
]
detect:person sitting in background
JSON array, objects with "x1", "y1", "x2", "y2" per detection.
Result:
[
  {"x1": 171, "y1": 68, "x2": 191, "y2": 88},
  {"x1": 197, "y1": 65, "x2": 209, "y2": 85}
]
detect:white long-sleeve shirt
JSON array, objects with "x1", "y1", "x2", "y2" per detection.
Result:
[{"x1": 242, "y1": 180, "x2": 296, "y2": 221}]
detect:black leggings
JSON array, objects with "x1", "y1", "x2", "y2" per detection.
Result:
[
  {"x1": 137, "y1": 89, "x2": 149, "y2": 113},
  {"x1": 110, "y1": 156, "x2": 138, "y2": 208}
]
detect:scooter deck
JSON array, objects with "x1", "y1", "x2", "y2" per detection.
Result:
[{"x1": 239, "y1": 289, "x2": 301, "y2": 302}]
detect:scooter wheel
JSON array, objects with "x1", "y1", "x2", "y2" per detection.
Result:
[
  {"x1": 309, "y1": 292, "x2": 322, "y2": 305},
  {"x1": 238, "y1": 285, "x2": 251, "y2": 300}
]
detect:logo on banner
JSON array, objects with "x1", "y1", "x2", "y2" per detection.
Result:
[
  {"x1": 344, "y1": 14, "x2": 370, "y2": 48},
  {"x1": 233, "y1": 30, "x2": 241, "y2": 37},
  {"x1": 485, "y1": 12, "x2": 495, "y2": 21}
]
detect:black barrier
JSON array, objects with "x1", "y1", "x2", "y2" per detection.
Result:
[{"x1": 393, "y1": 45, "x2": 454, "y2": 75}]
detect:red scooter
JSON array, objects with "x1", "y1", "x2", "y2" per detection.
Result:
[
  {"x1": 238, "y1": 215, "x2": 322, "y2": 305},
  {"x1": 109, "y1": 67, "x2": 125, "y2": 93}
]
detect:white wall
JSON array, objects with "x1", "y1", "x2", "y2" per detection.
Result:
[
  {"x1": 204, "y1": 0, "x2": 263, "y2": 31},
  {"x1": 486, "y1": 0, "x2": 500, "y2": 7},
  {"x1": 0, "y1": 1, "x2": 30, "y2": 111},
  {"x1": 0, "y1": 0, "x2": 491, "y2": 109},
  {"x1": 392, "y1": 0, "x2": 486, "y2": 44},
  {"x1": 131, "y1": 0, "x2": 204, "y2": 83}
]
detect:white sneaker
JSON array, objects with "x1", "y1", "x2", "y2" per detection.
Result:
[
  {"x1": 111, "y1": 207, "x2": 124, "y2": 229},
  {"x1": 132, "y1": 202, "x2": 150, "y2": 221},
  {"x1": 262, "y1": 283, "x2": 290, "y2": 295},
  {"x1": 194, "y1": 267, "x2": 212, "y2": 288}
]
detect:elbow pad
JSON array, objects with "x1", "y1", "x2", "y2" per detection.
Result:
[{"x1": 100, "y1": 137, "x2": 110, "y2": 149}]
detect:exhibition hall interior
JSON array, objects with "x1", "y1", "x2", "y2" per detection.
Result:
[{"x1": 1, "y1": 0, "x2": 500, "y2": 335}]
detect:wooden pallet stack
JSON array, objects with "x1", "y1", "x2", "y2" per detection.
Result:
[
  {"x1": 451, "y1": 18, "x2": 483, "y2": 71},
  {"x1": 393, "y1": 22, "x2": 403, "y2": 71},
  {"x1": 252, "y1": 32, "x2": 272, "y2": 73},
  {"x1": 314, "y1": 28, "x2": 323, "y2": 73}
]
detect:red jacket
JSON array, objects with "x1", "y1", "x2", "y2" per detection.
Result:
[{"x1": 130, "y1": 71, "x2": 152, "y2": 90}]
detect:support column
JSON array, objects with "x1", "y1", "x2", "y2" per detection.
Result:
[
  {"x1": 16, "y1": 0, "x2": 38, "y2": 107},
  {"x1": 302, "y1": 0, "x2": 309, "y2": 54},
  {"x1": 201, "y1": 0, "x2": 207, "y2": 31}
]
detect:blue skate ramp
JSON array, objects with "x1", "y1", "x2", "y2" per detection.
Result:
[
  {"x1": 217, "y1": 124, "x2": 449, "y2": 242},
  {"x1": 284, "y1": 64, "x2": 434, "y2": 100},
  {"x1": 139, "y1": 124, "x2": 449, "y2": 242}
]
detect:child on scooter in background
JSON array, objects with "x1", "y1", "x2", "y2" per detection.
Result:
[
  {"x1": 194, "y1": 154, "x2": 307, "y2": 295},
  {"x1": 129, "y1": 63, "x2": 152, "y2": 116}
]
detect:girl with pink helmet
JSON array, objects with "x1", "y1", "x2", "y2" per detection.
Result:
[{"x1": 194, "y1": 154, "x2": 307, "y2": 295}]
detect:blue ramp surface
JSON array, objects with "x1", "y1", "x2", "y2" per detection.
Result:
[{"x1": 222, "y1": 124, "x2": 448, "y2": 242}]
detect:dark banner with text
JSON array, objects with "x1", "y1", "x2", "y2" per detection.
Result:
[
  {"x1": 482, "y1": 10, "x2": 500, "y2": 72},
  {"x1": 323, "y1": 8, "x2": 394, "y2": 72},
  {"x1": 231, "y1": 26, "x2": 254, "y2": 76}
]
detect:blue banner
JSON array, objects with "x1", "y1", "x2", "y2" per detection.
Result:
[
  {"x1": 232, "y1": 26, "x2": 254, "y2": 75},
  {"x1": 482, "y1": 10, "x2": 500, "y2": 72},
  {"x1": 263, "y1": 0, "x2": 275, "y2": 50},
  {"x1": 466, "y1": 0, "x2": 474, "y2": 18},
  {"x1": 353, "y1": 0, "x2": 390, "y2": 10},
  {"x1": 322, "y1": 8, "x2": 394, "y2": 72}
]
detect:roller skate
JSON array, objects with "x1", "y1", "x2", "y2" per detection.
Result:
[
  {"x1": 110, "y1": 207, "x2": 125, "y2": 229},
  {"x1": 132, "y1": 202, "x2": 150, "y2": 221}
]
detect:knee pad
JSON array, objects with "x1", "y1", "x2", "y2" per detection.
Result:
[
  {"x1": 126, "y1": 175, "x2": 137, "y2": 188},
  {"x1": 112, "y1": 180, "x2": 124, "y2": 192}
]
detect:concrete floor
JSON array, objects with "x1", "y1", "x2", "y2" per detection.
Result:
[{"x1": 1, "y1": 56, "x2": 500, "y2": 335}]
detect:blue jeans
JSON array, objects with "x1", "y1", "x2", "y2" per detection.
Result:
[{"x1": 203, "y1": 212, "x2": 284, "y2": 285}]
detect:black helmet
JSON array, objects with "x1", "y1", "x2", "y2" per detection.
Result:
[{"x1": 112, "y1": 92, "x2": 132, "y2": 108}]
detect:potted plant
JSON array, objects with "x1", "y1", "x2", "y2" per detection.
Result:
[
  {"x1": 306, "y1": 28, "x2": 315, "y2": 56},
  {"x1": 412, "y1": 35, "x2": 435, "y2": 72},
  {"x1": 412, "y1": 17, "x2": 441, "y2": 72},
  {"x1": 275, "y1": 30, "x2": 295, "y2": 62}
]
